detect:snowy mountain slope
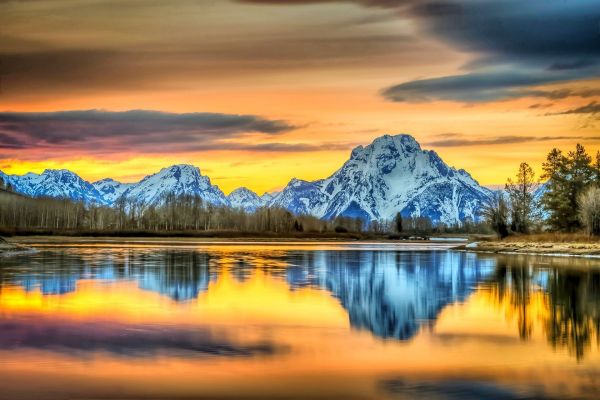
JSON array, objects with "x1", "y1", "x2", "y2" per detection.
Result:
[
  {"x1": 270, "y1": 134, "x2": 492, "y2": 225},
  {"x1": 119, "y1": 164, "x2": 229, "y2": 207},
  {"x1": 92, "y1": 178, "x2": 133, "y2": 204},
  {"x1": 0, "y1": 164, "x2": 229, "y2": 207},
  {"x1": 260, "y1": 191, "x2": 278, "y2": 204},
  {"x1": 0, "y1": 169, "x2": 105, "y2": 204},
  {"x1": 0, "y1": 134, "x2": 493, "y2": 224},
  {"x1": 228, "y1": 187, "x2": 265, "y2": 212}
]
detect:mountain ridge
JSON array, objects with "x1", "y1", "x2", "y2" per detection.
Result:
[{"x1": 1, "y1": 134, "x2": 492, "y2": 224}]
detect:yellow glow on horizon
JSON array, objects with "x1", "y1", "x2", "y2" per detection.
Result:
[{"x1": 2, "y1": 81, "x2": 598, "y2": 191}]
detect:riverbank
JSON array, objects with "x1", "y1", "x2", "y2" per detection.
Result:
[
  {"x1": 0, "y1": 237, "x2": 34, "y2": 257},
  {"x1": 460, "y1": 233, "x2": 600, "y2": 258},
  {"x1": 7, "y1": 235, "x2": 464, "y2": 246}
]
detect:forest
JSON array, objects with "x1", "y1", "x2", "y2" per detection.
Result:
[
  {"x1": 0, "y1": 186, "x2": 456, "y2": 237},
  {"x1": 484, "y1": 143, "x2": 600, "y2": 238}
]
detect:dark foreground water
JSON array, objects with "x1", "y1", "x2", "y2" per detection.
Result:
[{"x1": 1, "y1": 241, "x2": 599, "y2": 399}]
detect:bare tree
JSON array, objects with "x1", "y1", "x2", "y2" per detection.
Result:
[
  {"x1": 482, "y1": 192, "x2": 510, "y2": 238},
  {"x1": 578, "y1": 186, "x2": 600, "y2": 236}
]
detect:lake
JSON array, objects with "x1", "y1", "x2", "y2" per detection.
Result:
[{"x1": 1, "y1": 241, "x2": 599, "y2": 399}]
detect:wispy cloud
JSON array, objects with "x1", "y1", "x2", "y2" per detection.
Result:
[
  {"x1": 546, "y1": 101, "x2": 600, "y2": 117},
  {"x1": 381, "y1": 70, "x2": 581, "y2": 103},
  {"x1": 528, "y1": 103, "x2": 554, "y2": 109},
  {"x1": 426, "y1": 134, "x2": 598, "y2": 147}
]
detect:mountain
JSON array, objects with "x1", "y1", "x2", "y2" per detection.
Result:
[
  {"x1": 260, "y1": 191, "x2": 278, "y2": 203},
  {"x1": 0, "y1": 134, "x2": 493, "y2": 224},
  {"x1": 228, "y1": 187, "x2": 265, "y2": 212},
  {"x1": 0, "y1": 169, "x2": 105, "y2": 204},
  {"x1": 92, "y1": 178, "x2": 133, "y2": 204},
  {"x1": 0, "y1": 164, "x2": 228, "y2": 207},
  {"x1": 268, "y1": 134, "x2": 492, "y2": 225},
  {"x1": 118, "y1": 164, "x2": 228, "y2": 207}
]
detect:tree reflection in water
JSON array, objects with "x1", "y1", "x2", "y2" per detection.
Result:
[{"x1": 488, "y1": 255, "x2": 600, "y2": 360}]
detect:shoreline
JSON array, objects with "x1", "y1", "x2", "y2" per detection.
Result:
[
  {"x1": 0, "y1": 238, "x2": 35, "y2": 257},
  {"x1": 6, "y1": 235, "x2": 460, "y2": 246},
  {"x1": 5, "y1": 235, "x2": 600, "y2": 260},
  {"x1": 456, "y1": 240, "x2": 600, "y2": 259}
]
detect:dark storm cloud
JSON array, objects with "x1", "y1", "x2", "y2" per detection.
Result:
[
  {"x1": 240, "y1": 0, "x2": 600, "y2": 103},
  {"x1": 241, "y1": 0, "x2": 600, "y2": 61},
  {"x1": 415, "y1": 1, "x2": 600, "y2": 62},
  {"x1": 0, "y1": 109, "x2": 299, "y2": 153},
  {"x1": 391, "y1": 0, "x2": 599, "y2": 103},
  {"x1": 426, "y1": 135, "x2": 599, "y2": 147}
]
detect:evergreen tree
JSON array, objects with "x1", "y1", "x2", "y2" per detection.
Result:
[
  {"x1": 541, "y1": 148, "x2": 569, "y2": 230},
  {"x1": 565, "y1": 144, "x2": 594, "y2": 230},
  {"x1": 394, "y1": 212, "x2": 403, "y2": 233},
  {"x1": 505, "y1": 162, "x2": 537, "y2": 233},
  {"x1": 542, "y1": 144, "x2": 595, "y2": 231}
]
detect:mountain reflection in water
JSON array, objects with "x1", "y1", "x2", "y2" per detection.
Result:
[
  {"x1": 1, "y1": 243, "x2": 600, "y2": 400},
  {"x1": 1, "y1": 247, "x2": 496, "y2": 341}
]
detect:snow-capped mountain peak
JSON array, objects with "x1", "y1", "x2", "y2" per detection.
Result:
[
  {"x1": 92, "y1": 178, "x2": 133, "y2": 204},
  {"x1": 119, "y1": 164, "x2": 229, "y2": 207},
  {"x1": 228, "y1": 187, "x2": 265, "y2": 212},
  {"x1": 1, "y1": 168, "x2": 105, "y2": 204},
  {"x1": 270, "y1": 133, "x2": 492, "y2": 224}
]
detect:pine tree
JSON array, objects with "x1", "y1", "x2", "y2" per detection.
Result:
[
  {"x1": 541, "y1": 148, "x2": 569, "y2": 230},
  {"x1": 565, "y1": 144, "x2": 594, "y2": 230},
  {"x1": 394, "y1": 212, "x2": 403, "y2": 233},
  {"x1": 542, "y1": 145, "x2": 595, "y2": 231}
]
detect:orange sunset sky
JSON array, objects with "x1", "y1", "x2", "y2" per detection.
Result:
[{"x1": 1, "y1": 0, "x2": 598, "y2": 194}]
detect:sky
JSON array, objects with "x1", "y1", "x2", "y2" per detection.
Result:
[{"x1": 0, "y1": 0, "x2": 599, "y2": 194}]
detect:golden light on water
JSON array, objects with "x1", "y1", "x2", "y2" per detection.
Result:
[{"x1": 1, "y1": 252, "x2": 600, "y2": 399}]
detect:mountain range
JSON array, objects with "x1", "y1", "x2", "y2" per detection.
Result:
[{"x1": 0, "y1": 134, "x2": 493, "y2": 225}]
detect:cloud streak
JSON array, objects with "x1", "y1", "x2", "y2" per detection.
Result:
[
  {"x1": 0, "y1": 109, "x2": 302, "y2": 154},
  {"x1": 546, "y1": 102, "x2": 600, "y2": 117},
  {"x1": 426, "y1": 135, "x2": 599, "y2": 147},
  {"x1": 0, "y1": 109, "x2": 353, "y2": 159},
  {"x1": 381, "y1": 70, "x2": 580, "y2": 102}
]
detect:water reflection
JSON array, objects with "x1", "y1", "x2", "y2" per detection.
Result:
[
  {"x1": 1, "y1": 248, "x2": 496, "y2": 341},
  {"x1": 289, "y1": 251, "x2": 494, "y2": 339},
  {"x1": 1, "y1": 244, "x2": 600, "y2": 399},
  {"x1": 488, "y1": 256, "x2": 600, "y2": 360}
]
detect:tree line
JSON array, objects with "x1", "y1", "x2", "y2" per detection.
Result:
[
  {"x1": 0, "y1": 188, "x2": 366, "y2": 235},
  {"x1": 483, "y1": 144, "x2": 600, "y2": 237},
  {"x1": 0, "y1": 178, "x2": 484, "y2": 237}
]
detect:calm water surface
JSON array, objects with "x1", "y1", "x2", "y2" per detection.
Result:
[{"x1": 1, "y1": 241, "x2": 599, "y2": 399}]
